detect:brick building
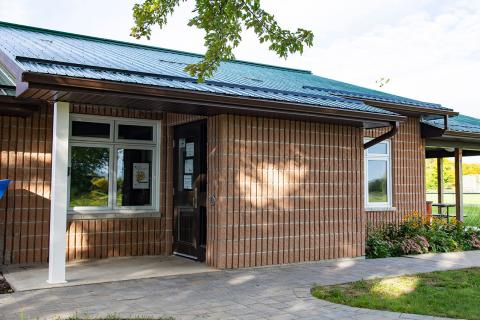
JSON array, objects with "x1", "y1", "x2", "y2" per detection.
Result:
[{"x1": 1, "y1": 21, "x2": 480, "y2": 283}]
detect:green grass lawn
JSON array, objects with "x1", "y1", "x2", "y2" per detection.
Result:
[
  {"x1": 70, "y1": 190, "x2": 109, "y2": 207},
  {"x1": 312, "y1": 268, "x2": 480, "y2": 320},
  {"x1": 427, "y1": 192, "x2": 480, "y2": 226}
]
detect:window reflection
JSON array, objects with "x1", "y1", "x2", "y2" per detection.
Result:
[
  {"x1": 368, "y1": 160, "x2": 388, "y2": 202},
  {"x1": 367, "y1": 142, "x2": 388, "y2": 155},
  {"x1": 70, "y1": 146, "x2": 109, "y2": 207}
]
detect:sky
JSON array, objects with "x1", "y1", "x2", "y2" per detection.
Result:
[{"x1": 0, "y1": 0, "x2": 479, "y2": 118}]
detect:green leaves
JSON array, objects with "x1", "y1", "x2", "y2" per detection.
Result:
[
  {"x1": 131, "y1": 0, "x2": 314, "y2": 82},
  {"x1": 131, "y1": 0, "x2": 183, "y2": 40}
]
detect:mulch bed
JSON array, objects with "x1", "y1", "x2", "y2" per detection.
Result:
[{"x1": 0, "y1": 272, "x2": 13, "y2": 294}]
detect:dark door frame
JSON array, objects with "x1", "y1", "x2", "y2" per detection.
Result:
[{"x1": 172, "y1": 119, "x2": 207, "y2": 261}]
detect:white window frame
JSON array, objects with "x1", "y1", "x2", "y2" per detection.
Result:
[
  {"x1": 364, "y1": 138, "x2": 392, "y2": 209},
  {"x1": 68, "y1": 114, "x2": 160, "y2": 214},
  {"x1": 69, "y1": 116, "x2": 114, "y2": 143},
  {"x1": 115, "y1": 119, "x2": 157, "y2": 144}
]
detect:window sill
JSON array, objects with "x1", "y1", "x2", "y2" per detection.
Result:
[
  {"x1": 365, "y1": 207, "x2": 397, "y2": 212},
  {"x1": 68, "y1": 210, "x2": 161, "y2": 220}
]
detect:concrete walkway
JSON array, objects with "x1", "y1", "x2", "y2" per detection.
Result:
[
  {"x1": 2, "y1": 255, "x2": 217, "y2": 291},
  {"x1": 1, "y1": 251, "x2": 480, "y2": 320}
]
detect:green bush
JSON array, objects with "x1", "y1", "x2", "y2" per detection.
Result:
[
  {"x1": 366, "y1": 232, "x2": 393, "y2": 258},
  {"x1": 366, "y1": 212, "x2": 480, "y2": 258}
]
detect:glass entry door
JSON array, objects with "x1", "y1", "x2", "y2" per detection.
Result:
[{"x1": 173, "y1": 120, "x2": 207, "y2": 261}]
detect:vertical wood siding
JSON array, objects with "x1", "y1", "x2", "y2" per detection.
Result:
[
  {"x1": 66, "y1": 217, "x2": 162, "y2": 260},
  {"x1": 0, "y1": 104, "x2": 52, "y2": 264},
  {"x1": 207, "y1": 115, "x2": 365, "y2": 268},
  {"x1": 1, "y1": 104, "x2": 426, "y2": 267},
  {"x1": 364, "y1": 117, "x2": 427, "y2": 229}
]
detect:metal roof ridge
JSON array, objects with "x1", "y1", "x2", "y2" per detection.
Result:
[
  {"x1": 17, "y1": 56, "x2": 383, "y2": 108},
  {"x1": 303, "y1": 85, "x2": 444, "y2": 109},
  {"x1": 0, "y1": 20, "x2": 312, "y2": 75}
]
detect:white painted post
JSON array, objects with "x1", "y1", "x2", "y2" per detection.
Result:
[
  {"x1": 47, "y1": 101, "x2": 69, "y2": 284},
  {"x1": 455, "y1": 148, "x2": 464, "y2": 222}
]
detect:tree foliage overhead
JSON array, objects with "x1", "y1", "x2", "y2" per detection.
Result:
[{"x1": 131, "y1": 0, "x2": 314, "y2": 81}]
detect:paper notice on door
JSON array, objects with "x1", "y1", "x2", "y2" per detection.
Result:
[
  {"x1": 179, "y1": 138, "x2": 186, "y2": 148},
  {"x1": 183, "y1": 174, "x2": 193, "y2": 190},
  {"x1": 132, "y1": 163, "x2": 149, "y2": 189},
  {"x1": 186, "y1": 142, "x2": 194, "y2": 157},
  {"x1": 184, "y1": 159, "x2": 193, "y2": 174}
]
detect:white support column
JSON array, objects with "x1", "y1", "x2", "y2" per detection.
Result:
[
  {"x1": 455, "y1": 148, "x2": 464, "y2": 222},
  {"x1": 48, "y1": 102, "x2": 70, "y2": 284}
]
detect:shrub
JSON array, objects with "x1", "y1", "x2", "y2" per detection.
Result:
[
  {"x1": 366, "y1": 212, "x2": 480, "y2": 258},
  {"x1": 471, "y1": 234, "x2": 480, "y2": 249},
  {"x1": 366, "y1": 231, "x2": 393, "y2": 258},
  {"x1": 401, "y1": 235, "x2": 429, "y2": 255}
]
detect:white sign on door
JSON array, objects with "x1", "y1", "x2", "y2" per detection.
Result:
[
  {"x1": 185, "y1": 142, "x2": 194, "y2": 157},
  {"x1": 183, "y1": 174, "x2": 193, "y2": 190},
  {"x1": 184, "y1": 159, "x2": 193, "y2": 174},
  {"x1": 133, "y1": 163, "x2": 150, "y2": 189}
]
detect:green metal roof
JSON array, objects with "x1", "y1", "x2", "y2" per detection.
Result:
[
  {"x1": 0, "y1": 21, "x2": 452, "y2": 115},
  {"x1": 426, "y1": 114, "x2": 480, "y2": 134},
  {"x1": 0, "y1": 63, "x2": 14, "y2": 97}
]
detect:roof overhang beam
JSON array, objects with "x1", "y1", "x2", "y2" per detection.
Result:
[{"x1": 17, "y1": 72, "x2": 407, "y2": 128}]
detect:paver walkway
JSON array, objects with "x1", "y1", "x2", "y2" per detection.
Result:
[{"x1": 1, "y1": 251, "x2": 480, "y2": 320}]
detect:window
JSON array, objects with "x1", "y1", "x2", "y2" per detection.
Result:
[
  {"x1": 364, "y1": 139, "x2": 392, "y2": 208},
  {"x1": 68, "y1": 115, "x2": 159, "y2": 213}
]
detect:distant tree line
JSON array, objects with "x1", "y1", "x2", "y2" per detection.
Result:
[{"x1": 426, "y1": 158, "x2": 480, "y2": 191}]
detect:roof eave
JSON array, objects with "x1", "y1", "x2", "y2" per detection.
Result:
[
  {"x1": 422, "y1": 121, "x2": 480, "y2": 150},
  {"x1": 340, "y1": 97, "x2": 457, "y2": 117},
  {"x1": 18, "y1": 72, "x2": 407, "y2": 126},
  {"x1": 443, "y1": 130, "x2": 480, "y2": 140}
]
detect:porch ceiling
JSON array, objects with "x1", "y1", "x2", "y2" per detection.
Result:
[{"x1": 423, "y1": 114, "x2": 480, "y2": 156}]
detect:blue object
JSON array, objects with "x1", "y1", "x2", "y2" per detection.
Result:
[
  {"x1": 0, "y1": 179, "x2": 11, "y2": 200},
  {"x1": 0, "y1": 21, "x2": 452, "y2": 115}
]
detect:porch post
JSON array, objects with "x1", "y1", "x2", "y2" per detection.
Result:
[
  {"x1": 454, "y1": 148, "x2": 464, "y2": 222},
  {"x1": 437, "y1": 157, "x2": 444, "y2": 203},
  {"x1": 47, "y1": 102, "x2": 70, "y2": 284}
]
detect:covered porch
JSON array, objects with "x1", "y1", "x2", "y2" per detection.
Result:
[{"x1": 423, "y1": 114, "x2": 480, "y2": 223}]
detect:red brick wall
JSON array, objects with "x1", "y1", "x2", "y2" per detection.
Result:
[
  {"x1": 1, "y1": 104, "x2": 426, "y2": 267},
  {"x1": 0, "y1": 104, "x2": 52, "y2": 264},
  {"x1": 206, "y1": 115, "x2": 365, "y2": 268},
  {"x1": 364, "y1": 117, "x2": 427, "y2": 228}
]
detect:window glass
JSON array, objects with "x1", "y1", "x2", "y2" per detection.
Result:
[
  {"x1": 70, "y1": 146, "x2": 109, "y2": 207},
  {"x1": 118, "y1": 124, "x2": 153, "y2": 141},
  {"x1": 368, "y1": 160, "x2": 388, "y2": 203},
  {"x1": 367, "y1": 142, "x2": 388, "y2": 155},
  {"x1": 72, "y1": 121, "x2": 110, "y2": 139},
  {"x1": 116, "y1": 149, "x2": 153, "y2": 206}
]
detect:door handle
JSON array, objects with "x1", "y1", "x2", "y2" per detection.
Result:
[
  {"x1": 209, "y1": 194, "x2": 216, "y2": 206},
  {"x1": 193, "y1": 187, "x2": 198, "y2": 209}
]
